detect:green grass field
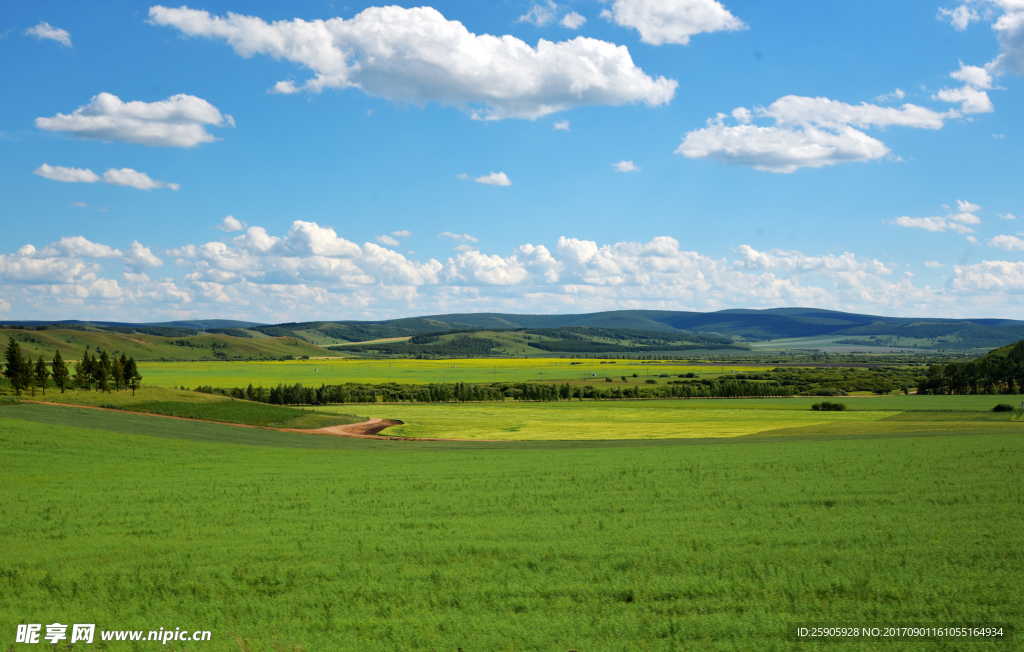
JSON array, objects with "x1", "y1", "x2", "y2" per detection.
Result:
[
  {"x1": 12, "y1": 386, "x2": 363, "y2": 429},
  {"x1": 0, "y1": 404, "x2": 1020, "y2": 651},
  {"x1": 139, "y1": 358, "x2": 810, "y2": 389}
]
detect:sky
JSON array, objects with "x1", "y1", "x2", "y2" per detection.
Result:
[{"x1": 1, "y1": 0, "x2": 1023, "y2": 323}]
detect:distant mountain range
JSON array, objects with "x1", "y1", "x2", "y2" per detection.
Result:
[{"x1": 5, "y1": 308, "x2": 1024, "y2": 351}]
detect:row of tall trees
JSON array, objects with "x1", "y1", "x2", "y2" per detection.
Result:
[
  {"x1": 73, "y1": 350, "x2": 142, "y2": 394},
  {"x1": 3, "y1": 337, "x2": 141, "y2": 396}
]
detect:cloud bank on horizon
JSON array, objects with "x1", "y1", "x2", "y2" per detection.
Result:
[{"x1": 2, "y1": 218, "x2": 1023, "y2": 322}]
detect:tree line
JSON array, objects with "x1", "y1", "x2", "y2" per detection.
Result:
[
  {"x1": 917, "y1": 342, "x2": 1024, "y2": 395},
  {"x1": 186, "y1": 377, "x2": 793, "y2": 405},
  {"x1": 3, "y1": 337, "x2": 142, "y2": 396}
]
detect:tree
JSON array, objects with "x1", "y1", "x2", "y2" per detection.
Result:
[
  {"x1": 34, "y1": 356, "x2": 50, "y2": 396},
  {"x1": 126, "y1": 357, "x2": 142, "y2": 396},
  {"x1": 4, "y1": 338, "x2": 32, "y2": 396},
  {"x1": 97, "y1": 350, "x2": 111, "y2": 393},
  {"x1": 80, "y1": 351, "x2": 94, "y2": 390},
  {"x1": 113, "y1": 356, "x2": 125, "y2": 391},
  {"x1": 51, "y1": 350, "x2": 70, "y2": 394}
]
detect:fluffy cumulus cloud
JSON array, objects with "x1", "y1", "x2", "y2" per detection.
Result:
[
  {"x1": 553, "y1": 120, "x2": 571, "y2": 130},
  {"x1": 35, "y1": 92, "x2": 232, "y2": 147},
  {"x1": 7, "y1": 226, "x2": 1024, "y2": 318},
  {"x1": 474, "y1": 172, "x2": 512, "y2": 186},
  {"x1": 989, "y1": 234, "x2": 1024, "y2": 250},
  {"x1": 612, "y1": 160, "x2": 640, "y2": 172},
  {"x1": 148, "y1": 5, "x2": 677, "y2": 120},
  {"x1": 25, "y1": 22, "x2": 72, "y2": 47},
  {"x1": 34, "y1": 164, "x2": 100, "y2": 183},
  {"x1": 678, "y1": 93, "x2": 965, "y2": 172},
  {"x1": 600, "y1": 0, "x2": 746, "y2": 45},
  {"x1": 561, "y1": 12, "x2": 587, "y2": 29},
  {"x1": 217, "y1": 215, "x2": 247, "y2": 232}
]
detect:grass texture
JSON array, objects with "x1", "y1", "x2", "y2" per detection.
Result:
[{"x1": 0, "y1": 407, "x2": 1020, "y2": 651}]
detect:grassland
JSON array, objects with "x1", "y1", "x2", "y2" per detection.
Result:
[
  {"x1": 136, "y1": 358, "x2": 804, "y2": 389},
  {"x1": 0, "y1": 404, "x2": 1020, "y2": 651},
  {"x1": 15, "y1": 386, "x2": 363, "y2": 429}
]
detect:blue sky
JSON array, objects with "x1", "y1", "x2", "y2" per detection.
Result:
[{"x1": 1, "y1": 0, "x2": 1022, "y2": 322}]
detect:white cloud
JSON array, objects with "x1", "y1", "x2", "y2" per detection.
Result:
[
  {"x1": 519, "y1": 1, "x2": 558, "y2": 26},
  {"x1": 601, "y1": 0, "x2": 746, "y2": 45},
  {"x1": 34, "y1": 163, "x2": 99, "y2": 184},
  {"x1": 439, "y1": 231, "x2": 479, "y2": 243},
  {"x1": 35, "y1": 92, "x2": 231, "y2": 147},
  {"x1": 891, "y1": 201, "x2": 982, "y2": 235},
  {"x1": 925, "y1": 261, "x2": 944, "y2": 268},
  {"x1": 679, "y1": 118, "x2": 889, "y2": 173},
  {"x1": 34, "y1": 163, "x2": 178, "y2": 190},
  {"x1": 875, "y1": 88, "x2": 906, "y2": 102},
  {"x1": 940, "y1": 2, "x2": 1024, "y2": 76},
  {"x1": 217, "y1": 215, "x2": 247, "y2": 232},
  {"x1": 474, "y1": 171, "x2": 512, "y2": 186},
  {"x1": 612, "y1": 160, "x2": 640, "y2": 172},
  {"x1": 148, "y1": 5, "x2": 677, "y2": 120},
  {"x1": 763, "y1": 95, "x2": 950, "y2": 129},
  {"x1": 553, "y1": 120, "x2": 571, "y2": 130},
  {"x1": 282, "y1": 221, "x2": 361, "y2": 257},
  {"x1": 25, "y1": 22, "x2": 71, "y2": 47},
  {"x1": 40, "y1": 236, "x2": 123, "y2": 259},
  {"x1": 951, "y1": 61, "x2": 994, "y2": 88},
  {"x1": 1000, "y1": 213, "x2": 1017, "y2": 219},
  {"x1": 561, "y1": 12, "x2": 587, "y2": 29},
  {"x1": 988, "y1": 234, "x2": 1024, "y2": 250},
  {"x1": 102, "y1": 168, "x2": 180, "y2": 190},
  {"x1": 892, "y1": 215, "x2": 975, "y2": 234},
  {"x1": 934, "y1": 85, "x2": 994, "y2": 113},
  {"x1": 376, "y1": 235, "x2": 400, "y2": 246},
  {"x1": 953, "y1": 259, "x2": 1024, "y2": 292},
  {"x1": 70, "y1": 202, "x2": 88, "y2": 208},
  {"x1": 939, "y1": 5, "x2": 981, "y2": 30},
  {"x1": 678, "y1": 93, "x2": 962, "y2": 172},
  {"x1": 392, "y1": 230, "x2": 411, "y2": 237},
  {"x1": 123, "y1": 241, "x2": 164, "y2": 271},
  {"x1": 10, "y1": 226, "x2": 1024, "y2": 318}
]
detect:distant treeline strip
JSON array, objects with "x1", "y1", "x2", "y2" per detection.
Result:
[
  {"x1": 191, "y1": 378, "x2": 794, "y2": 405},
  {"x1": 526, "y1": 341, "x2": 747, "y2": 353}
]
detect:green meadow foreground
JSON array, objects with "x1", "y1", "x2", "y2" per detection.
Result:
[{"x1": 1, "y1": 402, "x2": 1022, "y2": 651}]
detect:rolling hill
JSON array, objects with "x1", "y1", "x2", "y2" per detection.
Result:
[{"x1": 5, "y1": 308, "x2": 1024, "y2": 357}]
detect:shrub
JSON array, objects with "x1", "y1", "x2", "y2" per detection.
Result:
[
  {"x1": 605, "y1": 377, "x2": 613, "y2": 382},
  {"x1": 645, "y1": 379, "x2": 657, "y2": 384},
  {"x1": 993, "y1": 403, "x2": 1016, "y2": 412},
  {"x1": 812, "y1": 401, "x2": 847, "y2": 411}
]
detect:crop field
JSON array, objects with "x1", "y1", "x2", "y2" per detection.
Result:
[
  {"x1": 317, "y1": 395, "x2": 1019, "y2": 440},
  {"x1": 0, "y1": 403, "x2": 1020, "y2": 651},
  {"x1": 141, "y1": 358, "x2": 816, "y2": 389}
]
